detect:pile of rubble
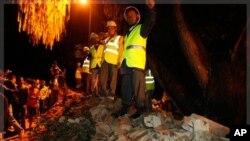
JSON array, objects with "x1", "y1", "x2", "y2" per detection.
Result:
[{"x1": 31, "y1": 90, "x2": 230, "y2": 141}]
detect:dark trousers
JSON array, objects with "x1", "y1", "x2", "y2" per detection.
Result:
[
  {"x1": 12, "y1": 103, "x2": 26, "y2": 127},
  {"x1": 121, "y1": 68, "x2": 146, "y2": 108},
  {"x1": 146, "y1": 90, "x2": 154, "y2": 112},
  {"x1": 100, "y1": 61, "x2": 118, "y2": 96},
  {"x1": 82, "y1": 73, "x2": 91, "y2": 94},
  {"x1": 91, "y1": 68, "x2": 101, "y2": 96}
]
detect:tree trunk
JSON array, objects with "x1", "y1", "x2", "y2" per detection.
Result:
[{"x1": 174, "y1": 4, "x2": 210, "y2": 89}]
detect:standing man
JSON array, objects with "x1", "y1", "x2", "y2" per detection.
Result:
[
  {"x1": 112, "y1": 0, "x2": 155, "y2": 119},
  {"x1": 82, "y1": 46, "x2": 91, "y2": 95},
  {"x1": 100, "y1": 20, "x2": 123, "y2": 99},
  {"x1": 89, "y1": 32, "x2": 104, "y2": 96},
  {"x1": 75, "y1": 62, "x2": 82, "y2": 90}
]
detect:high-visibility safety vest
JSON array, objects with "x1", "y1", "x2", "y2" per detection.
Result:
[
  {"x1": 82, "y1": 57, "x2": 90, "y2": 73},
  {"x1": 103, "y1": 35, "x2": 121, "y2": 65},
  {"x1": 124, "y1": 24, "x2": 147, "y2": 69},
  {"x1": 90, "y1": 44, "x2": 104, "y2": 69},
  {"x1": 75, "y1": 67, "x2": 82, "y2": 79},
  {"x1": 145, "y1": 69, "x2": 155, "y2": 90}
]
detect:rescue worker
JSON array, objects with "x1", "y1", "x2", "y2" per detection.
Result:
[
  {"x1": 89, "y1": 32, "x2": 104, "y2": 96},
  {"x1": 82, "y1": 46, "x2": 91, "y2": 95},
  {"x1": 75, "y1": 62, "x2": 82, "y2": 90},
  {"x1": 145, "y1": 68, "x2": 155, "y2": 112},
  {"x1": 100, "y1": 20, "x2": 124, "y2": 99},
  {"x1": 111, "y1": 0, "x2": 156, "y2": 119}
]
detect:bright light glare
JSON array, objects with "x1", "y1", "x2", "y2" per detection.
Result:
[{"x1": 80, "y1": 0, "x2": 87, "y2": 4}]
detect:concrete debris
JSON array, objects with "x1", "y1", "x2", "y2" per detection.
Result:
[
  {"x1": 88, "y1": 97, "x2": 230, "y2": 141},
  {"x1": 26, "y1": 90, "x2": 230, "y2": 141},
  {"x1": 144, "y1": 115, "x2": 162, "y2": 128},
  {"x1": 67, "y1": 118, "x2": 80, "y2": 124},
  {"x1": 58, "y1": 116, "x2": 66, "y2": 123},
  {"x1": 93, "y1": 98, "x2": 229, "y2": 141},
  {"x1": 193, "y1": 119, "x2": 211, "y2": 141},
  {"x1": 112, "y1": 117, "x2": 132, "y2": 135},
  {"x1": 182, "y1": 113, "x2": 230, "y2": 138},
  {"x1": 95, "y1": 122, "x2": 112, "y2": 135},
  {"x1": 89, "y1": 105, "x2": 109, "y2": 122}
]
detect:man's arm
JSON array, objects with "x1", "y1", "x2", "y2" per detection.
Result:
[{"x1": 140, "y1": 0, "x2": 156, "y2": 38}]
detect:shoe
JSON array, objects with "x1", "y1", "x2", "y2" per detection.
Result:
[
  {"x1": 129, "y1": 112, "x2": 142, "y2": 119},
  {"x1": 129, "y1": 107, "x2": 144, "y2": 119},
  {"x1": 107, "y1": 96, "x2": 114, "y2": 100},
  {"x1": 111, "y1": 105, "x2": 128, "y2": 118}
]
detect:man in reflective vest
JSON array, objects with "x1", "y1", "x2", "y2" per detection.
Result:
[
  {"x1": 112, "y1": 0, "x2": 155, "y2": 119},
  {"x1": 145, "y1": 68, "x2": 155, "y2": 112},
  {"x1": 89, "y1": 32, "x2": 104, "y2": 96},
  {"x1": 82, "y1": 46, "x2": 91, "y2": 95},
  {"x1": 100, "y1": 20, "x2": 124, "y2": 99},
  {"x1": 75, "y1": 62, "x2": 82, "y2": 90}
]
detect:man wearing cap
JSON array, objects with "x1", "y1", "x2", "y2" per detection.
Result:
[
  {"x1": 111, "y1": 0, "x2": 155, "y2": 119},
  {"x1": 89, "y1": 32, "x2": 104, "y2": 96},
  {"x1": 100, "y1": 20, "x2": 124, "y2": 99}
]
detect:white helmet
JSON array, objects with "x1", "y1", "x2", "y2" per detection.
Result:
[
  {"x1": 83, "y1": 46, "x2": 89, "y2": 52},
  {"x1": 124, "y1": 6, "x2": 141, "y2": 24},
  {"x1": 106, "y1": 20, "x2": 117, "y2": 27},
  {"x1": 89, "y1": 32, "x2": 99, "y2": 39}
]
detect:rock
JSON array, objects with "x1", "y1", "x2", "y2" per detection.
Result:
[
  {"x1": 127, "y1": 128, "x2": 148, "y2": 140},
  {"x1": 75, "y1": 118, "x2": 80, "y2": 123},
  {"x1": 112, "y1": 117, "x2": 132, "y2": 135},
  {"x1": 116, "y1": 134, "x2": 129, "y2": 141},
  {"x1": 95, "y1": 122, "x2": 112, "y2": 135},
  {"x1": 67, "y1": 118, "x2": 75, "y2": 123},
  {"x1": 58, "y1": 116, "x2": 66, "y2": 123},
  {"x1": 144, "y1": 115, "x2": 162, "y2": 128},
  {"x1": 183, "y1": 113, "x2": 230, "y2": 137},
  {"x1": 193, "y1": 119, "x2": 211, "y2": 141}
]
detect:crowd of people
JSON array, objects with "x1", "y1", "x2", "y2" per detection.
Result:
[{"x1": 0, "y1": 68, "x2": 62, "y2": 138}]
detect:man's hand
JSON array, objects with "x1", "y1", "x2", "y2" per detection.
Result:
[{"x1": 146, "y1": 0, "x2": 155, "y2": 9}]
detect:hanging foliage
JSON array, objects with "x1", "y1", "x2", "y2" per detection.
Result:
[{"x1": 17, "y1": 0, "x2": 71, "y2": 50}]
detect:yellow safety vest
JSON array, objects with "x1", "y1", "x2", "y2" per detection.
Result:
[
  {"x1": 145, "y1": 69, "x2": 155, "y2": 90},
  {"x1": 75, "y1": 67, "x2": 82, "y2": 78},
  {"x1": 82, "y1": 57, "x2": 90, "y2": 73},
  {"x1": 124, "y1": 24, "x2": 147, "y2": 69},
  {"x1": 103, "y1": 35, "x2": 121, "y2": 65},
  {"x1": 90, "y1": 44, "x2": 104, "y2": 69}
]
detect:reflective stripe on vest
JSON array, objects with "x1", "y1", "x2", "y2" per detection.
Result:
[
  {"x1": 82, "y1": 57, "x2": 90, "y2": 73},
  {"x1": 145, "y1": 69, "x2": 155, "y2": 90},
  {"x1": 127, "y1": 45, "x2": 146, "y2": 51},
  {"x1": 124, "y1": 24, "x2": 147, "y2": 69},
  {"x1": 104, "y1": 48, "x2": 118, "y2": 55},
  {"x1": 104, "y1": 35, "x2": 121, "y2": 65}
]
